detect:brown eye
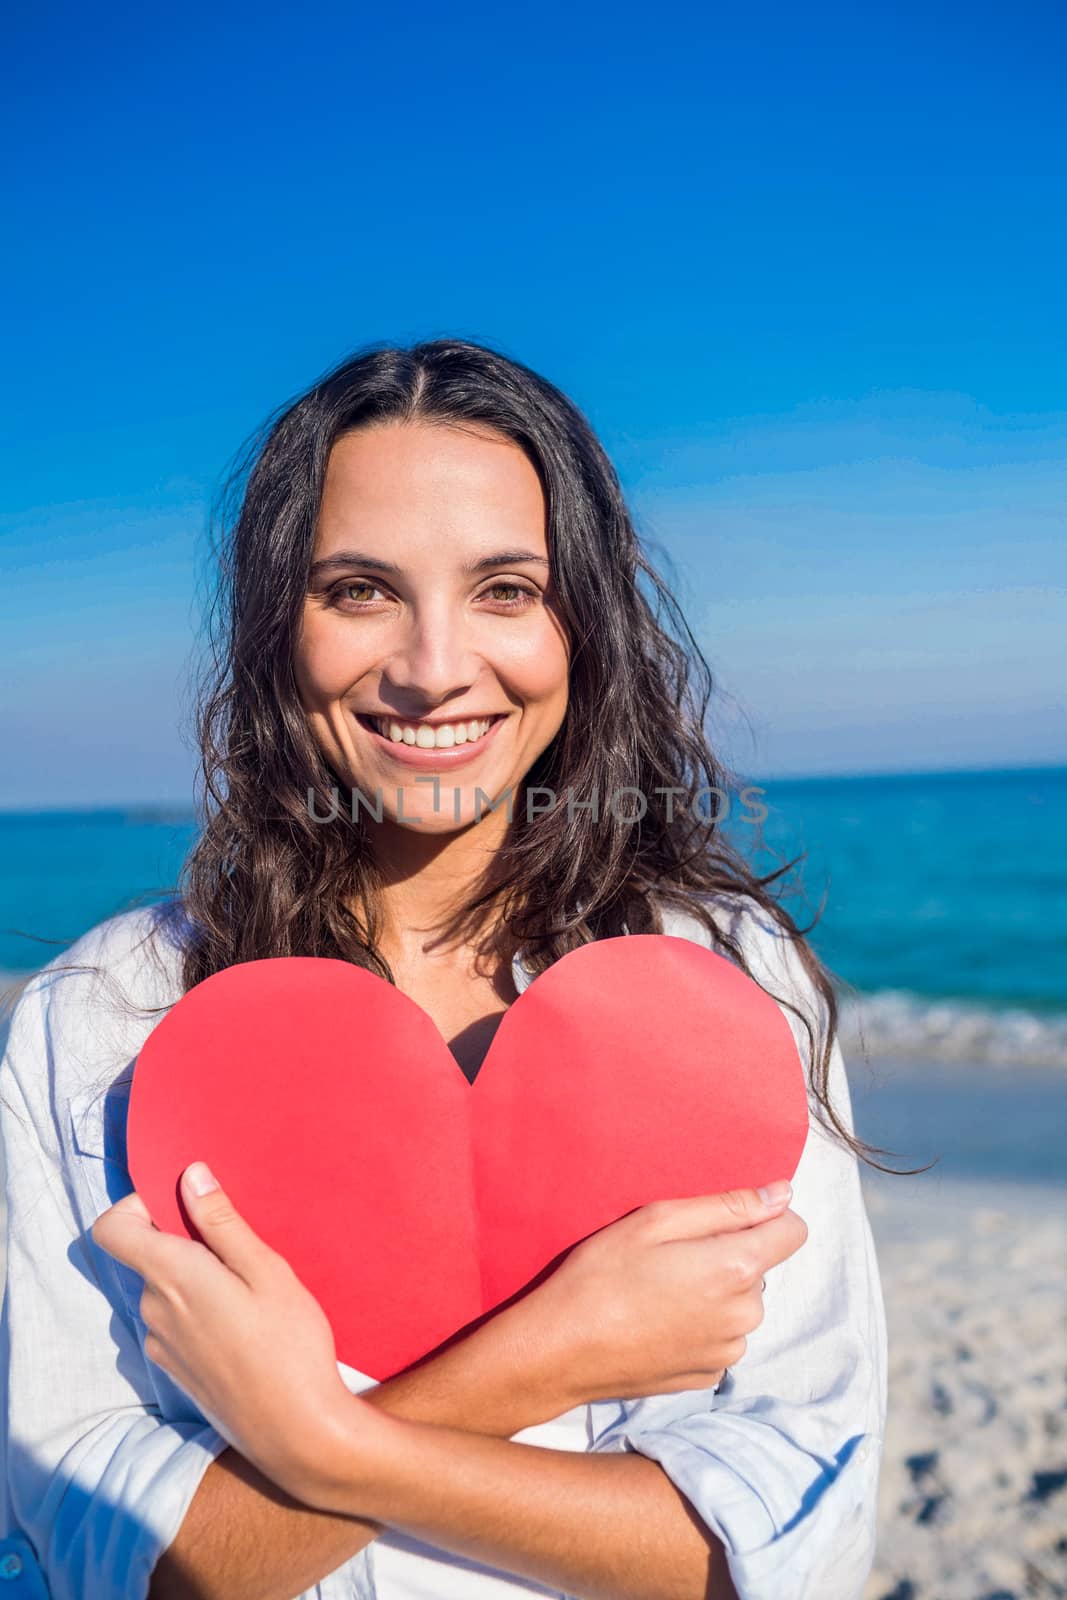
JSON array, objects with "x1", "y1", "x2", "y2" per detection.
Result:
[
  {"x1": 327, "y1": 580, "x2": 387, "y2": 608},
  {"x1": 483, "y1": 582, "x2": 535, "y2": 608}
]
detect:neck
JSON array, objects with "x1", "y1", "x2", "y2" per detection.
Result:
[{"x1": 366, "y1": 811, "x2": 512, "y2": 963}]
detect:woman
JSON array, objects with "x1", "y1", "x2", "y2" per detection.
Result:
[{"x1": 0, "y1": 338, "x2": 887, "y2": 1600}]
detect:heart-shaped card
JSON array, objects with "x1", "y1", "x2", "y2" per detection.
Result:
[{"x1": 127, "y1": 934, "x2": 809, "y2": 1380}]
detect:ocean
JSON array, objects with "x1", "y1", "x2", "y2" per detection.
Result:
[
  {"x1": 731, "y1": 763, "x2": 1067, "y2": 1068},
  {"x1": 2, "y1": 765, "x2": 1065, "y2": 1068}
]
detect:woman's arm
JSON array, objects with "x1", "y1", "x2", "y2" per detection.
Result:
[
  {"x1": 140, "y1": 1177, "x2": 799, "y2": 1600},
  {"x1": 154, "y1": 1428, "x2": 739, "y2": 1600},
  {"x1": 338, "y1": 1413, "x2": 742, "y2": 1600},
  {"x1": 146, "y1": 1302, "x2": 582, "y2": 1600}
]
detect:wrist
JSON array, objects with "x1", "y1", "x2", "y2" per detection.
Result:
[
  {"x1": 311, "y1": 1392, "x2": 408, "y2": 1518},
  {"x1": 368, "y1": 1295, "x2": 574, "y2": 1439},
  {"x1": 481, "y1": 1291, "x2": 580, "y2": 1427}
]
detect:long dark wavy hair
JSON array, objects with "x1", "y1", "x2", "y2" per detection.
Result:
[{"x1": 7, "y1": 336, "x2": 899, "y2": 1168}]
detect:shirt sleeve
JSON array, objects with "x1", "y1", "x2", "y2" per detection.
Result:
[
  {"x1": 585, "y1": 905, "x2": 888, "y2": 1600},
  {"x1": 0, "y1": 968, "x2": 241, "y2": 1600}
]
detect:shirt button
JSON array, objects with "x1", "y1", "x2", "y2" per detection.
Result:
[{"x1": 0, "y1": 1552, "x2": 23, "y2": 1578}]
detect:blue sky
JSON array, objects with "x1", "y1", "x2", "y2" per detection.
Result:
[{"x1": 2, "y1": 0, "x2": 1064, "y2": 806}]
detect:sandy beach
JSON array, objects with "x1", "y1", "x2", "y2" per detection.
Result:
[
  {"x1": 851, "y1": 1052, "x2": 1067, "y2": 1600},
  {"x1": 861, "y1": 1174, "x2": 1066, "y2": 1599}
]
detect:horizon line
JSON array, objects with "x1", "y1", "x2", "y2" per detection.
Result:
[{"x1": 0, "y1": 759, "x2": 1065, "y2": 817}]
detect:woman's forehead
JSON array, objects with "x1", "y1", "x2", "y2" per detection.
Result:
[
  {"x1": 313, "y1": 423, "x2": 549, "y2": 572},
  {"x1": 322, "y1": 423, "x2": 544, "y2": 522}
]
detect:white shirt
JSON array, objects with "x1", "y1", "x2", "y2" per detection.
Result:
[{"x1": 0, "y1": 893, "x2": 886, "y2": 1600}]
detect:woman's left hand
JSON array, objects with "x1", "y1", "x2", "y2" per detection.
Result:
[{"x1": 92, "y1": 1161, "x2": 367, "y2": 1507}]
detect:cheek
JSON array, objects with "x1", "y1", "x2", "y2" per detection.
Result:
[
  {"x1": 294, "y1": 617, "x2": 371, "y2": 707},
  {"x1": 497, "y1": 618, "x2": 569, "y2": 711}
]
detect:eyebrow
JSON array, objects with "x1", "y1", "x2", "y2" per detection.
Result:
[{"x1": 308, "y1": 548, "x2": 550, "y2": 582}]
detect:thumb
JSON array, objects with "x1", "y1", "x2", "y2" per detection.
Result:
[
  {"x1": 646, "y1": 1179, "x2": 794, "y2": 1242},
  {"x1": 111, "y1": 1188, "x2": 155, "y2": 1225},
  {"x1": 91, "y1": 1187, "x2": 157, "y2": 1268},
  {"x1": 180, "y1": 1162, "x2": 269, "y2": 1282}
]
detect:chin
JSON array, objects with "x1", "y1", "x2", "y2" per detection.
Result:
[
  {"x1": 387, "y1": 811, "x2": 482, "y2": 836},
  {"x1": 351, "y1": 778, "x2": 515, "y2": 834}
]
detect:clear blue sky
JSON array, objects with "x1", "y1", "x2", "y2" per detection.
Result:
[{"x1": 3, "y1": 0, "x2": 1064, "y2": 807}]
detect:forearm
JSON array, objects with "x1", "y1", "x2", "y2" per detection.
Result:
[
  {"x1": 146, "y1": 1445, "x2": 371, "y2": 1600},
  {"x1": 325, "y1": 1410, "x2": 738, "y2": 1600},
  {"x1": 147, "y1": 1314, "x2": 558, "y2": 1600}
]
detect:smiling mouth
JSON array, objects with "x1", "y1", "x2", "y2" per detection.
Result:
[{"x1": 355, "y1": 713, "x2": 505, "y2": 751}]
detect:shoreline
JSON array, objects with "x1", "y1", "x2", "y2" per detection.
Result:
[{"x1": 847, "y1": 1056, "x2": 1067, "y2": 1187}]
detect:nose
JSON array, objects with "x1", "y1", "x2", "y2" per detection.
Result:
[{"x1": 379, "y1": 598, "x2": 481, "y2": 708}]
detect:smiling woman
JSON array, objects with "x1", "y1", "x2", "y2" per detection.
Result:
[{"x1": 0, "y1": 337, "x2": 888, "y2": 1600}]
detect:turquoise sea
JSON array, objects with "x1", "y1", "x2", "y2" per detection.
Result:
[
  {"x1": 2, "y1": 765, "x2": 1065, "y2": 1067},
  {"x1": 737, "y1": 763, "x2": 1067, "y2": 1067}
]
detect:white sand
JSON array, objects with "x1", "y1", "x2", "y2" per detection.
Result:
[{"x1": 862, "y1": 1172, "x2": 1067, "y2": 1599}]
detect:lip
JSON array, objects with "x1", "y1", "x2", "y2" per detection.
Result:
[{"x1": 354, "y1": 712, "x2": 508, "y2": 769}]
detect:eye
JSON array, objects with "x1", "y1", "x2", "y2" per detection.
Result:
[
  {"x1": 326, "y1": 579, "x2": 390, "y2": 609},
  {"x1": 480, "y1": 581, "x2": 537, "y2": 609}
]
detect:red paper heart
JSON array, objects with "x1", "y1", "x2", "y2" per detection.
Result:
[{"x1": 127, "y1": 934, "x2": 809, "y2": 1380}]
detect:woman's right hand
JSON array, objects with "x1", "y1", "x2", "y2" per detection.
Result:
[{"x1": 512, "y1": 1183, "x2": 807, "y2": 1411}]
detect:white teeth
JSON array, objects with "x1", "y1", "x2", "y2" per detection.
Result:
[{"x1": 370, "y1": 716, "x2": 493, "y2": 748}]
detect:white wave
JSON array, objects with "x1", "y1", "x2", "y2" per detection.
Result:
[{"x1": 838, "y1": 990, "x2": 1067, "y2": 1069}]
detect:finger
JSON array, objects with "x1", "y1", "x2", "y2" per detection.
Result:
[
  {"x1": 668, "y1": 1207, "x2": 807, "y2": 1290},
  {"x1": 91, "y1": 1190, "x2": 159, "y2": 1273},
  {"x1": 641, "y1": 1180, "x2": 794, "y2": 1242},
  {"x1": 179, "y1": 1162, "x2": 276, "y2": 1285},
  {"x1": 746, "y1": 1208, "x2": 809, "y2": 1273}
]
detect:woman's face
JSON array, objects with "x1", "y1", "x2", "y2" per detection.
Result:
[{"x1": 294, "y1": 420, "x2": 570, "y2": 837}]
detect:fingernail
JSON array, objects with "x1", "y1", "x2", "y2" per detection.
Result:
[
  {"x1": 185, "y1": 1162, "x2": 219, "y2": 1197},
  {"x1": 757, "y1": 1180, "x2": 792, "y2": 1206}
]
